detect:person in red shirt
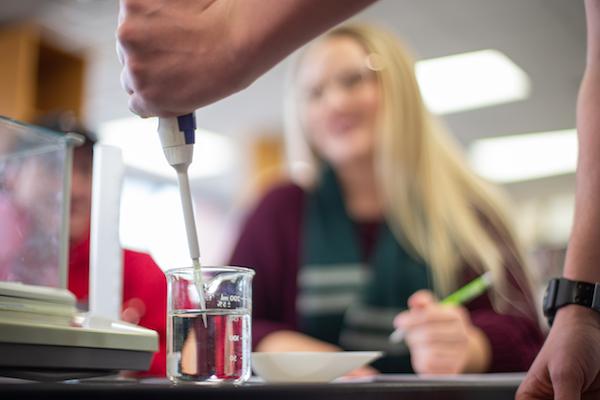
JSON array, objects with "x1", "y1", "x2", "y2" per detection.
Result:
[{"x1": 47, "y1": 117, "x2": 167, "y2": 377}]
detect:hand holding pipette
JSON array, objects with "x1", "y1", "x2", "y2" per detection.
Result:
[
  {"x1": 390, "y1": 272, "x2": 493, "y2": 374},
  {"x1": 158, "y1": 114, "x2": 207, "y2": 326}
]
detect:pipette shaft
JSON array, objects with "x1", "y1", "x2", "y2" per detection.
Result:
[{"x1": 158, "y1": 114, "x2": 207, "y2": 326}]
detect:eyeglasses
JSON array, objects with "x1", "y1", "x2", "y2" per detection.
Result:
[{"x1": 300, "y1": 68, "x2": 376, "y2": 104}]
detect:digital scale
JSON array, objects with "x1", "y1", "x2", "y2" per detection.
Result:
[
  {"x1": 0, "y1": 116, "x2": 159, "y2": 381},
  {"x1": 0, "y1": 281, "x2": 157, "y2": 381}
]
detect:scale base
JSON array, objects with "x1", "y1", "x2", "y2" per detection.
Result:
[{"x1": 0, "y1": 342, "x2": 153, "y2": 381}]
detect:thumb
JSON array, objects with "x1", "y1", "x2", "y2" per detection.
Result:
[
  {"x1": 128, "y1": 93, "x2": 155, "y2": 118},
  {"x1": 516, "y1": 371, "x2": 551, "y2": 400},
  {"x1": 552, "y1": 371, "x2": 583, "y2": 400},
  {"x1": 408, "y1": 289, "x2": 437, "y2": 310}
]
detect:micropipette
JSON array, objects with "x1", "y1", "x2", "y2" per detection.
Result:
[{"x1": 158, "y1": 113, "x2": 207, "y2": 326}]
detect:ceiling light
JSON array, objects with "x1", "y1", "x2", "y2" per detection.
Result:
[
  {"x1": 416, "y1": 49, "x2": 531, "y2": 114},
  {"x1": 468, "y1": 129, "x2": 577, "y2": 183}
]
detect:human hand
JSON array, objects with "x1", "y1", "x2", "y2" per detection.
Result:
[
  {"x1": 117, "y1": 0, "x2": 378, "y2": 117},
  {"x1": 117, "y1": 0, "x2": 250, "y2": 117},
  {"x1": 516, "y1": 305, "x2": 600, "y2": 400},
  {"x1": 393, "y1": 290, "x2": 491, "y2": 374},
  {"x1": 121, "y1": 297, "x2": 146, "y2": 325}
]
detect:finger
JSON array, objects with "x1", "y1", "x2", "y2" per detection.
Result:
[
  {"x1": 516, "y1": 353, "x2": 554, "y2": 400},
  {"x1": 196, "y1": 0, "x2": 220, "y2": 12},
  {"x1": 400, "y1": 306, "x2": 461, "y2": 330},
  {"x1": 412, "y1": 352, "x2": 463, "y2": 375},
  {"x1": 408, "y1": 290, "x2": 437, "y2": 309},
  {"x1": 516, "y1": 378, "x2": 549, "y2": 400},
  {"x1": 128, "y1": 93, "x2": 153, "y2": 118},
  {"x1": 117, "y1": 0, "x2": 126, "y2": 25},
  {"x1": 115, "y1": 7, "x2": 147, "y2": 53},
  {"x1": 405, "y1": 322, "x2": 467, "y2": 347},
  {"x1": 116, "y1": 39, "x2": 126, "y2": 66},
  {"x1": 413, "y1": 346, "x2": 464, "y2": 362},
  {"x1": 129, "y1": 93, "x2": 179, "y2": 118},
  {"x1": 419, "y1": 360, "x2": 461, "y2": 375},
  {"x1": 118, "y1": 0, "x2": 128, "y2": 17},
  {"x1": 393, "y1": 310, "x2": 409, "y2": 329},
  {"x1": 394, "y1": 304, "x2": 458, "y2": 329},
  {"x1": 116, "y1": 1, "x2": 126, "y2": 65},
  {"x1": 515, "y1": 390, "x2": 544, "y2": 399},
  {"x1": 552, "y1": 369, "x2": 583, "y2": 400},
  {"x1": 120, "y1": 67, "x2": 134, "y2": 95},
  {"x1": 119, "y1": 0, "x2": 146, "y2": 19},
  {"x1": 121, "y1": 307, "x2": 141, "y2": 324}
]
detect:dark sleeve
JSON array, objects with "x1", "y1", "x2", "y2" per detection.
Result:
[
  {"x1": 466, "y1": 273, "x2": 545, "y2": 372},
  {"x1": 464, "y1": 217, "x2": 545, "y2": 372},
  {"x1": 229, "y1": 183, "x2": 305, "y2": 348},
  {"x1": 468, "y1": 298, "x2": 544, "y2": 372}
]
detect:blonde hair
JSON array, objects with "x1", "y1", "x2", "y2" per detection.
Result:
[{"x1": 285, "y1": 23, "x2": 536, "y2": 315}]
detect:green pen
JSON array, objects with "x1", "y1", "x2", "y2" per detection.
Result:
[{"x1": 389, "y1": 271, "x2": 493, "y2": 343}]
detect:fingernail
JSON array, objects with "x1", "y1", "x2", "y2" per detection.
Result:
[{"x1": 394, "y1": 314, "x2": 406, "y2": 327}]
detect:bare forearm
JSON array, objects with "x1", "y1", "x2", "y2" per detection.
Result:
[
  {"x1": 515, "y1": 3, "x2": 600, "y2": 398},
  {"x1": 586, "y1": 0, "x2": 600, "y2": 66},
  {"x1": 564, "y1": 0, "x2": 600, "y2": 282},
  {"x1": 233, "y1": 0, "x2": 377, "y2": 85}
]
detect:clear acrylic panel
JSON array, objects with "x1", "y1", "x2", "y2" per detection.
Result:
[{"x1": 0, "y1": 116, "x2": 72, "y2": 287}]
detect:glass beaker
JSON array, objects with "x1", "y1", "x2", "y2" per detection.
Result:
[{"x1": 166, "y1": 266, "x2": 254, "y2": 384}]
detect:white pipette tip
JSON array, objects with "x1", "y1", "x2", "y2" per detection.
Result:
[{"x1": 192, "y1": 258, "x2": 208, "y2": 327}]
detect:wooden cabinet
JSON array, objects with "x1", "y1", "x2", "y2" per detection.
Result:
[
  {"x1": 0, "y1": 23, "x2": 85, "y2": 123},
  {"x1": 250, "y1": 134, "x2": 286, "y2": 195}
]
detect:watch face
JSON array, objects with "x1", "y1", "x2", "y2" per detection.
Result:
[
  {"x1": 542, "y1": 292, "x2": 550, "y2": 315},
  {"x1": 543, "y1": 279, "x2": 559, "y2": 317}
]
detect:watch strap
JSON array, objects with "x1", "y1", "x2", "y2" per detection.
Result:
[{"x1": 544, "y1": 278, "x2": 600, "y2": 325}]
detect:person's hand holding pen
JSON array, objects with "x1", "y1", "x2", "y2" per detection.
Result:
[{"x1": 393, "y1": 290, "x2": 491, "y2": 374}]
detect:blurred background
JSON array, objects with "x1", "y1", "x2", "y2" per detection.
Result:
[{"x1": 0, "y1": 0, "x2": 585, "y2": 296}]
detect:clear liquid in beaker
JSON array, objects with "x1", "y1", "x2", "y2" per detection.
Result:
[{"x1": 168, "y1": 309, "x2": 251, "y2": 384}]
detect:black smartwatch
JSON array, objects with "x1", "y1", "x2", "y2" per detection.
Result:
[{"x1": 543, "y1": 277, "x2": 600, "y2": 326}]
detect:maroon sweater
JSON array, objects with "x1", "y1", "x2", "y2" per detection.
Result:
[{"x1": 230, "y1": 183, "x2": 545, "y2": 372}]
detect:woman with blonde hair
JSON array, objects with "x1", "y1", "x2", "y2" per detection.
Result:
[{"x1": 230, "y1": 23, "x2": 543, "y2": 374}]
